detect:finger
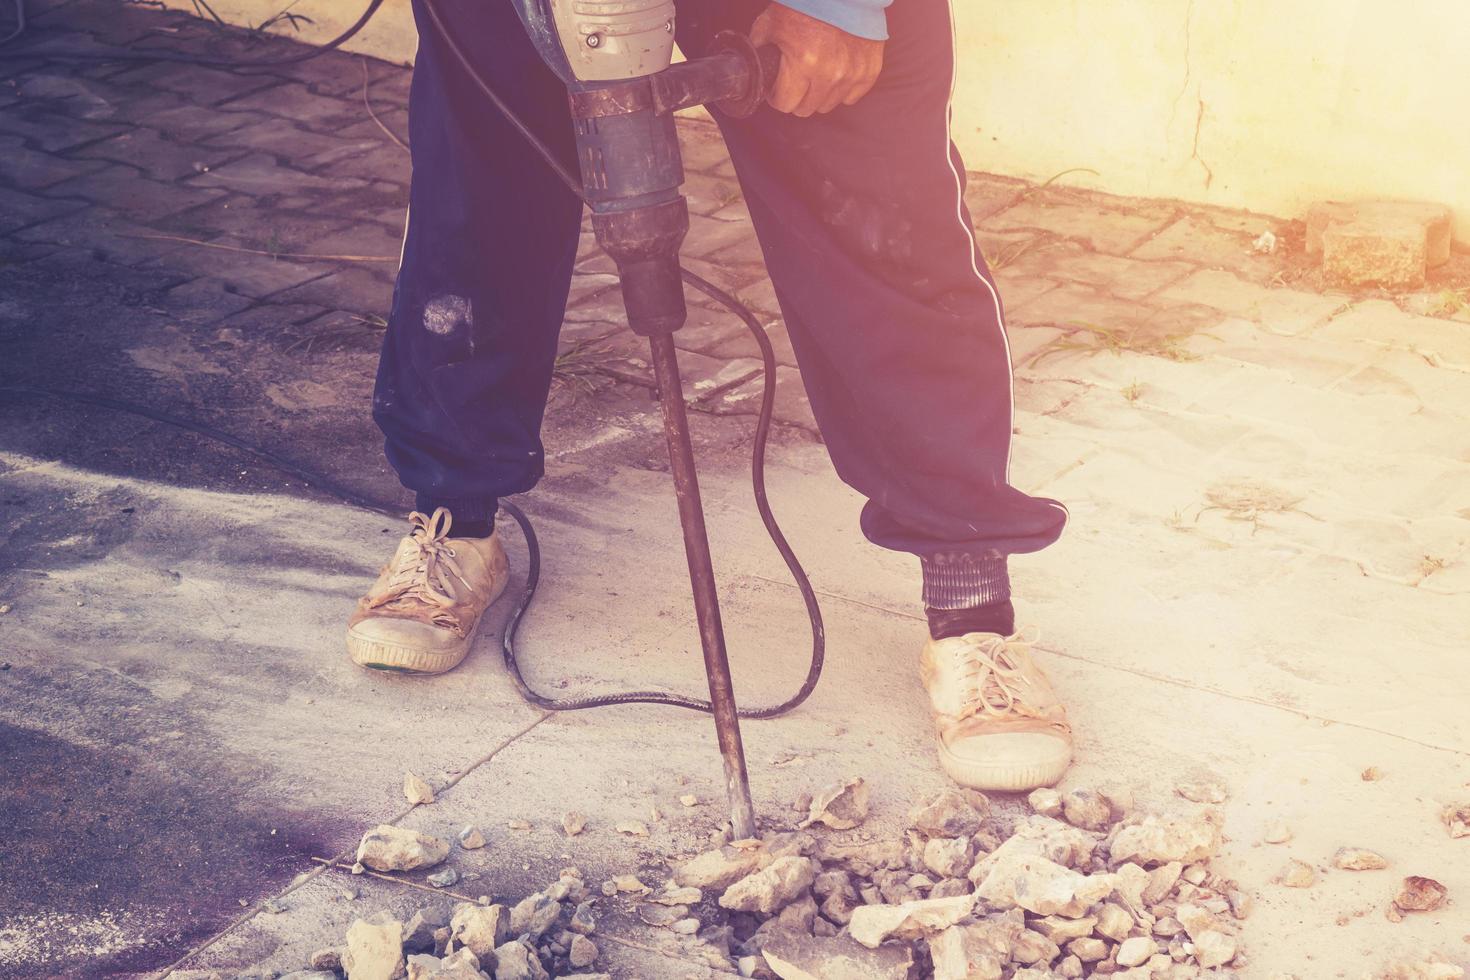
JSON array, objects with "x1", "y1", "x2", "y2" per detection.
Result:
[
  {"x1": 816, "y1": 78, "x2": 849, "y2": 114},
  {"x1": 769, "y1": 65, "x2": 809, "y2": 114},
  {"x1": 794, "y1": 78, "x2": 831, "y2": 117},
  {"x1": 748, "y1": 10, "x2": 774, "y2": 46},
  {"x1": 842, "y1": 72, "x2": 879, "y2": 106}
]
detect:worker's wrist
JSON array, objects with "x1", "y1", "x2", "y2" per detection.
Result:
[{"x1": 772, "y1": 0, "x2": 890, "y2": 41}]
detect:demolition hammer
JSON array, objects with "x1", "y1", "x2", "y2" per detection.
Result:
[{"x1": 435, "y1": 0, "x2": 787, "y2": 839}]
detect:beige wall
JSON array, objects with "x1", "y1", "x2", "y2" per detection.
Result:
[{"x1": 166, "y1": 0, "x2": 1468, "y2": 240}]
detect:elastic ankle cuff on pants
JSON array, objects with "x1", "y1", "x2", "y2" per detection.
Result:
[
  {"x1": 920, "y1": 552, "x2": 1010, "y2": 610},
  {"x1": 414, "y1": 494, "x2": 498, "y2": 528}
]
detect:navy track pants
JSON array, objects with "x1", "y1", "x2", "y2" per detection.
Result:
[{"x1": 373, "y1": 0, "x2": 1068, "y2": 563}]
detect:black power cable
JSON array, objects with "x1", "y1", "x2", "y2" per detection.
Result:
[{"x1": 1, "y1": 0, "x2": 826, "y2": 718}]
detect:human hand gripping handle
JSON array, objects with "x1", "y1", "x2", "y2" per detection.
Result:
[{"x1": 749, "y1": 2, "x2": 885, "y2": 116}]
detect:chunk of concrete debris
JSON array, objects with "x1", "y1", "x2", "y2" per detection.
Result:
[
  {"x1": 1027, "y1": 788, "x2": 1063, "y2": 819},
  {"x1": 969, "y1": 816, "x2": 1096, "y2": 882},
  {"x1": 510, "y1": 893, "x2": 562, "y2": 938},
  {"x1": 568, "y1": 901, "x2": 596, "y2": 935},
  {"x1": 909, "y1": 788, "x2": 986, "y2": 837},
  {"x1": 636, "y1": 902, "x2": 687, "y2": 928},
  {"x1": 811, "y1": 838, "x2": 906, "y2": 878},
  {"x1": 404, "y1": 772, "x2": 435, "y2": 805},
  {"x1": 1174, "y1": 902, "x2": 1226, "y2": 941},
  {"x1": 1142, "y1": 862, "x2": 1183, "y2": 905},
  {"x1": 929, "y1": 924, "x2": 1005, "y2": 980},
  {"x1": 677, "y1": 843, "x2": 768, "y2": 890},
  {"x1": 568, "y1": 935, "x2": 598, "y2": 969},
  {"x1": 922, "y1": 836, "x2": 974, "y2": 879},
  {"x1": 1278, "y1": 859, "x2": 1316, "y2": 888},
  {"x1": 404, "y1": 907, "x2": 450, "y2": 953},
  {"x1": 1068, "y1": 937, "x2": 1108, "y2": 962},
  {"x1": 615, "y1": 821, "x2": 648, "y2": 837},
  {"x1": 1061, "y1": 789, "x2": 1112, "y2": 831},
  {"x1": 1109, "y1": 811, "x2": 1221, "y2": 867},
  {"x1": 612, "y1": 874, "x2": 649, "y2": 894},
  {"x1": 650, "y1": 884, "x2": 702, "y2": 906},
  {"x1": 491, "y1": 939, "x2": 548, "y2": 980},
  {"x1": 847, "y1": 893, "x2": 975, "y2": 948},
  {"x1": 720, "y1": 856, "x2": 817, "y2": 915},
  {"x1": 405, "y1": 953, "x2": 441, "y2": 980},
  {"x1": 975, "y1": 852, "x2": 1114, "y2": 918},
  {"x1": 1030, "y1": 915, "x2": 1096, "y2": 944},
  {"x1": 1093, "y1": 901, "x2": 1134, "y2": 941},
  {"x1": 450, "y1": 902, "x2": 511, "y2": 956},
  {"x1": 560, "y1": 811, "x2": 586, "y2": 836},
  {"x1": 458, "y1": 825, "x2": 486, "y2": 850},
  {"x1": 1393, "y1": 875, "x2": 1448, "y2": 913},
  {"x1": 1192, "y1": 929, "x2": 1238, "y2": 968},
  {"x1": 1116, "y1": 936, "x2": 1158, "y2": 967},
  {"x1": 761, "y1": 932, "x2": 914, "y2": 980},
  {"x1": 671, "y1": 917, "x2": 700, "y2": 935},
  {"x1": 1333, "y1": 847, "x2": 1388, "y2": 871},
  {"x1": 357, "y1": 825, "x2": 451, "y2": 872},
  {"x1": 428, "y1": 868, "x2": 459, "y2": 889},
  {"x1": 1307, "y1": 200, "x2": 1452, "y2": 268},
  {"x1": 307, "y1": 948, "x2": 343, "y2": 971},
  {"x1": 507, "y1": 819, "x2": 531, "y2": 831},
  {"x1": 431, "y1": 948, "x2": 487, "y2": 980},
  {"x1": 1175, "y1": 780, "x2": 1228, "y2": 805},
  {"x1": 342, "y1": 913, "x2": 405, "y2": 980},
  {"x1": 1441, "y1": 803, "x2": 1470, "y2": 839},
  {"x1": 801, "y1": 777, "x2": 870, "y2": 830},
  {"x1": 1262, "y1": 821, "x2": 1292, "y2": 844}
]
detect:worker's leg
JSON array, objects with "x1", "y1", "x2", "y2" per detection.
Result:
[
  {"x1": 372, "y1": 0, "x2": 583, "y2": 530},
  {"x1": 676, "y1": 0, "x2": 1068, "y2": 615},
  {"x1": 351, "y1": 0, "x2": 581, "y2": 675}
]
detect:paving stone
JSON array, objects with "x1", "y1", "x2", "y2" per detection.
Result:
[
  {"x1": 676, "y1": 121, "x2": 734, "y2": 175},
  {"x1": 564, "y1": 287, "x2": 629, "y2": 327},
  {"x1": 683, "y1": 213, "x2": 755, "y2": 260},
  {"x1": 705, "y1": 364, "x2": 817, "y2": 431},
  {"x1": 72, "y1": 126, "x2": 237, "y2": 182},
  {"x1": 704, "y1": 318, "x2": 797, "y2": 368},
  {"x1": 680, "y1": 171, "x2": 744, "y2": 217},
  {"x1": 990, "y1": 273, "x2": 1062, "y2": 312},
  {"x1": 1315, "y1": 299, "x2": 1470, "y2": 373},
  {"x1": 1006, "y1": 325, "x2": 1068, "y2": 371},
  {"x1": 1130, "y1": 214, "x2": 1280, "y2": 282},
  {"x1": 682, "y1": 254, "x2": 765, "y2": 294},
  {"x1": 12, "y1": 69, "x2": 124, "y2": 120},
  {"x1": 1008, "y1": 281, "x2": 1224, "y2": 350},
  {"x1": 156, "y1": 276, "x2": 256, "y2": 325},
  {"x1": 706, "y1": 231, "x2": 767, "y2": 267},
  {"x1": 964, "y1": 172, "x2": 1030, "y2": 222},
  {"x1": 303, "y1": 223, "x2": 406, "y2": 263},
  {"x1": 217, "y1": 84, "x2": 365, "y2": 133},
  {"x1": 0, "y1": 103, "x2": 127, "y2": 151},
  {"x1": 0, "y1": 134, "x2": 109, "y2": 189},
  {"x1": 141, "y1": 242, "x2": 338, "y2": 301},
  {"x1": 203, "y1": 117, "x2": 374, "y2": 165},
  {"x1": 558, "y1": 319, "x2": 622, "y2": 347},
  {"x1": 185, "y1": 152, "x2": 373, "y2": 197},
  {"x1": 215, "y1": 302, "x2": 335, "y2": 337},
  {"x1": 1006, "y1": 243, "x2": 1194, "y2": 301},
  {"x1": 106, "y1": 60, "x2": 285, "y2": 107},
  {"x1": 1155, "y1": 269, "x2": 1345, "y2": 336},
  {"x1": 270, "y1": 265, "x2": 395, "y2": 313},
  {"x1": 986, "y1": 192, "x2": 1176, "y2": 255},
  {"x1": 12, "y1": 206, "x2": 195, "y2": 266},
  {"x1": 140, "y1": 99, "x2": 264, "y2": 142},
  {"x1": 1173, "y1": 317, "x2": 1372, "y2": 388},
  {"x1": 43, "y1": 163, "x2": 226, "y2": 222},
  {"x1": 734, "y1": 276, "x2": 781, "y2": 318},
  {"x1": 1322, "y1": 219, "x2": 1427, "y2": 289},
  {"x1": 300, "y1": 141, "x2": 409, "y2": 183},
  {"x1": 0, "y1": 185, "x2": 89, "y2": 235}
]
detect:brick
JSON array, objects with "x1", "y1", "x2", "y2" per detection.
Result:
[
  {"x1": 184, "y1": 152, "x2": 372, "y2": 197},
  {"x1": 1322, "y1": 219, "x2": 1427, "y2": 289},
  {"x1": 1307, "y1": 200, "x2": 1451, "y2": 267},
  {"x1": 0, "y1": 134, "x2": 109, "y2": 189},
  {"x1": 703, "y1": 318, "x2": 796, "y2": 368},
  {"x1": 683, "y1": 213, "x2": 754, "y2": 259},
  {"x1": 42, "y1": 164, "x2": 226, "y2": 222},
  {"x1": 204, "y1": 117, "x2": 372, "y2": 165}
]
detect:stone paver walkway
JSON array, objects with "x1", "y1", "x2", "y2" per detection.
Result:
[{"x1": 3, "y1": 3, "x2": 1469, "y2": 979}]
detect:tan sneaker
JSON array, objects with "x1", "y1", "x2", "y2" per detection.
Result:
[
  {"x1": 918, "y1": 629, "x2": 1073, "y2": 791},
  {"x1": 346, "y1": 508, "x2": 510, "y2": 674}
]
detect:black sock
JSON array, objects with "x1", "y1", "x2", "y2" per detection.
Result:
[
  {"x1": 413, "y1": 495, "x2": 497, "y2": 538},
  {"x1": 449, "y1": 519, "x2": 495, "y2": 539},
  {"x1": 926, "y1": 599, "x2": 1016, "y2": 640}
]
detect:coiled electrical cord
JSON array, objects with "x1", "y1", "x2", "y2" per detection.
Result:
[{"x1": 1, "y1": 0, "x2": 826, "y2": 718}]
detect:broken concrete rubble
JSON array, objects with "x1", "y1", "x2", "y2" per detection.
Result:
[
  {"x1": 908, "y1": 788, "x2": 987, "y2": 837},
  {"x1": 847, "y1": 893, "x2": 975, "y2": 948},
  {"x1": 356, "y1": 825, "x2": 452, "y2": 872},
  {"x1": 761, "y1": 932, "x2": 914, "y2": 980},
  {"x1": 720, "y1": 855, "x2": 818, "y2": 915},
  {"x1": 974, "y1": 852, "x2": 1115, "y2": 918},
  {"x1": 1108, "y1": 811, "x2": 1222, "y2": 867},
  {"x1": 342, "y1": 913, "x2": 405, "y2": 980}
]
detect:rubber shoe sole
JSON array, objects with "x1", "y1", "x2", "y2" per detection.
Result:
[
  {"x1": 935, "y1": 731, "x2": 1072, "y2": 792},
  {"x1": 346, "y1": 578, "x2": 506, "y2": 676}
]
